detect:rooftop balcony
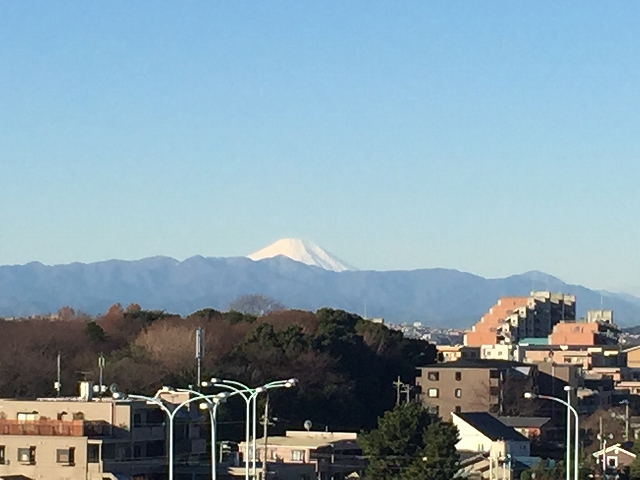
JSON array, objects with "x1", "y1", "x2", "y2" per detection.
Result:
[{"x1": 0, "y1": 418, "x2": 85, "y2": 436}]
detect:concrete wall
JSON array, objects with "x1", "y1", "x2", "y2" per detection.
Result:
[{"x1": 417, "y1": 367, "x2": 493, "y2": 419}]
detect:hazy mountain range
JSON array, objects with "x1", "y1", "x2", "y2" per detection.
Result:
[{"x1": 1, "y1": 239, "x2": 639, "y2": 327}]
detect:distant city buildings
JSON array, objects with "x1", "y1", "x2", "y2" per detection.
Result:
[{"x1": 411, "y1": 290, "x2": 640, "y2": 454}]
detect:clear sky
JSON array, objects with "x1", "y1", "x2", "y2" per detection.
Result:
[{"x1": 1, "y1": 2, "x2": 639, "y2": 294}]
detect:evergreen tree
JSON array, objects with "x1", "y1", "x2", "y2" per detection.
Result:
[
  {"x1": 359, "y1": 402, "x2": 459, "y2": 480},
  {"x1": 629, "y1": 438, "x2": 640, "y2": 479}
]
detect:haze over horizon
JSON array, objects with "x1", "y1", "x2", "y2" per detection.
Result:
[{"x1": 1, "y1": 2, "x2": 639, "y2": 296}]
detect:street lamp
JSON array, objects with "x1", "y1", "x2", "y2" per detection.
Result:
[
  {"x1": 177, "y1": 388, "x2": 229, "y2": 480},
  {"x1": 524, "y1": 390, "x2": 579, "y2": 480},
  {"x1": 200, "y1": 379, "x2": 253, "y2": 480},
  {"x1": 222, "y1": 378, "x2": 298, "y2": 478},
  {"x1": 111, "y1": 387, "x2": 224, "y2": 480}
]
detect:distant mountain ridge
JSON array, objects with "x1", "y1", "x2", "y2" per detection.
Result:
[{"x1": 1, "y1": 254, "x2": 639, "y2": 327}]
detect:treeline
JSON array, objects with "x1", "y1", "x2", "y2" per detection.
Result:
[{"x1": 0, "y1": 305, "x2": 436, "y2": 431}]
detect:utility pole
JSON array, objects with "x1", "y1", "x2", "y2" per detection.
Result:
[
  {"x1": 195, "y1": 328, "x2": 204, "y2": 389},
  {"x1": 624, "y1": 400, "x2": 630, "y2": 442},
  {"x1": 98, "y1": 354, "x2": 105, "y2": 400},
  {"x1": 393, "y1": 376, "x2": 403, "y2": 405},
  {"x1": 401, "y1": 384, "x2": 413, "y2": 404},
  {"x1": 54, "y1": 352, "x2": 61, "y2": 397},
  {"x1": 262, "y1": 395, "x2": 270, "y2": 480}
]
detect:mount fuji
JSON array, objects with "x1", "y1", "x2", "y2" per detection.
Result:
[{"x1": 248, "y1": 238, "x2": 356, "y2": 272}]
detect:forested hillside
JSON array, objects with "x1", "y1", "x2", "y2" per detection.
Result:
[{"x1": 0, "y1": 305, "x2": 436, "y2": 432}]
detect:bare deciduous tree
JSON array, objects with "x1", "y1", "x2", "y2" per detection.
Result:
[{"x1": 228, "y1": 294, "x2": 286, "y2": 316}]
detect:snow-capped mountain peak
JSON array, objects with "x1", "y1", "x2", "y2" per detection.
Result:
[{"x1": 248, "y1": 238, "x2": 355, "y2": 272}]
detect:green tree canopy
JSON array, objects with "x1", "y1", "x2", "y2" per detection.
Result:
[
  {"x1": 629, "y1": 438, "x2": 640, "y2": 479},
  {"x1": 84, "y1": 321, "x2": 106, "y2": 344},
  {"x1": 359, "y1": 402, "x2": 460, "y2": 480}
]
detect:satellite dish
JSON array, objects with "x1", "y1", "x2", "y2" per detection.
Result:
[
  {"x1": 303, "y1": 420, "x2": 312, "y2": 432},
  {"x1": 109, "y1": 383, "x2": 119, "y2": 394}
]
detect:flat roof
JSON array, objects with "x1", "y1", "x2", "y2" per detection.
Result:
[{"x1": 419, "y1": 359, "x2": 528, "y2": 369}]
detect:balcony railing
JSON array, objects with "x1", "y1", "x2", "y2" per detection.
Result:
[{"x1": 0, "y1": 419, "x2": 84, "y2": 436}]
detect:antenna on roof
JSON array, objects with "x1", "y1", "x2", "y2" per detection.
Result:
[{"x1": 54, "y1": 352, "x2": 62, "y2": 397}]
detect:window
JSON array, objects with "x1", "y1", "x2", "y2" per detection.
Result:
[
  {"x1": 489, "y1": 370, "x2": 500, "y2": 379},
  {"x1": 133, "y1": 413, "x2": 142, "y2": 427},
  {"x1": 427, "y1": 388, "x2": 439, "y2": 398},
  {"x1": 490, "y1": 386, "x2": 500, "y2": 396},
  {"x1": 428, "y1": 405, "x2": 440, "y2": 415},
  {"x1": 17, "y1": 412, "x2": 36, "y2": 422},
  {"x1": 133, "y1": 445, "x2": 142, "y2": 458},
  {"x1": 101, "y1": 443, "x2": 116, "y2": 460},
  {"x1": 455, "y1": 406, "x2": 462, "y2": 413},
  {"x1": 291, "y1": 450, "x2": 304, "y2": 462},
  {"x1": 146, "y1": 441, "x2": 164, "y2": 458},
  {"x1": 87, "y1": 445, "x2": 100, "y2": 463},
  {"x1": 0, "y1": 446, "x2": 5, "y2": 464},
  {"x1": 455, "y1": 388, "x2": 462, "y2": 398},
  {"x1": 427, "y1": 372, "x2": 440, "y2": 381},
  {"x1": 455, "y1": 372, "x2": 462, "y2": 381},
  {"x1": 57, "y1": 447, "x2": 75, "y2": 465},
  {"x1": 18, "y1": 447, "x2": 36, "y2": 464}
]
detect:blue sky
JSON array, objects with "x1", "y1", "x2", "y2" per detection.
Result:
[{"x1": 0, "y1": 2, "x2": 639, "y2": 294}]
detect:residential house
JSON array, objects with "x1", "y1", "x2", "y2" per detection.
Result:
[
  {"x1": 238, "y1": 430, "x2": 364, "y2": 480},
  {"x1": 453, "y1": 412, "x2": 537, "y2": 480},
  {"x1": 592, "y1": 442, "x2": 636, "y2": 477}
]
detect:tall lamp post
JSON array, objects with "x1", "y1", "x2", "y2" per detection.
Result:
[
  {"x1": 221, "y1": 378, "x2": 299, "y2": 478},
  {"x1": 175, "y1": 387, "x2": 231, "y2": 480},
  {"x1": 111, "y1": 387, "x2": 226, "y2": 480},
  {"x1": 200, "y1": 379, "x2": 253, "y2": 480},
  {"x1": 524, "y1": 389, "x2": 579, "y2": 480}
]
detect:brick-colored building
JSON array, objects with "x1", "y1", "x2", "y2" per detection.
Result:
[
  {"x1": 549, "y1": 317, "x2": 619, "y2": 346},
  {"x1": 465, "y1": 292, "x2": 575, "y2": 347}
]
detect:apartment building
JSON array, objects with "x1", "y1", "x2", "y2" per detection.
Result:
[
  {"x1": 549, "y1": 312, "x2": 620, "y2": 346},
  {"x1": 416, "y1": 359, "x2": 537, "y2": 420},
  {"x1": 0, "y1": 383, "x2": 192, "y2": 480},
  {"x1": 465, "y1": 292, "x2": 575, "y2": 347}
]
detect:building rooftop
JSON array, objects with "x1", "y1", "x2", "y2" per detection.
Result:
[
  {"x1": 419, "y1": 359, "x2": 528, "y2": 369},
  {"x1": 240, "y1": 431, "x2": 358, "y2": 449},
  {"x1": 454, "y1": 412, "x2": 528, "y2": 442},
  {"x1": 519, "y1": 337, "x2": 549, "y2": 346},
  {"x1": 497, "y1": 416, "x2": 550, "y2": 429}
]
